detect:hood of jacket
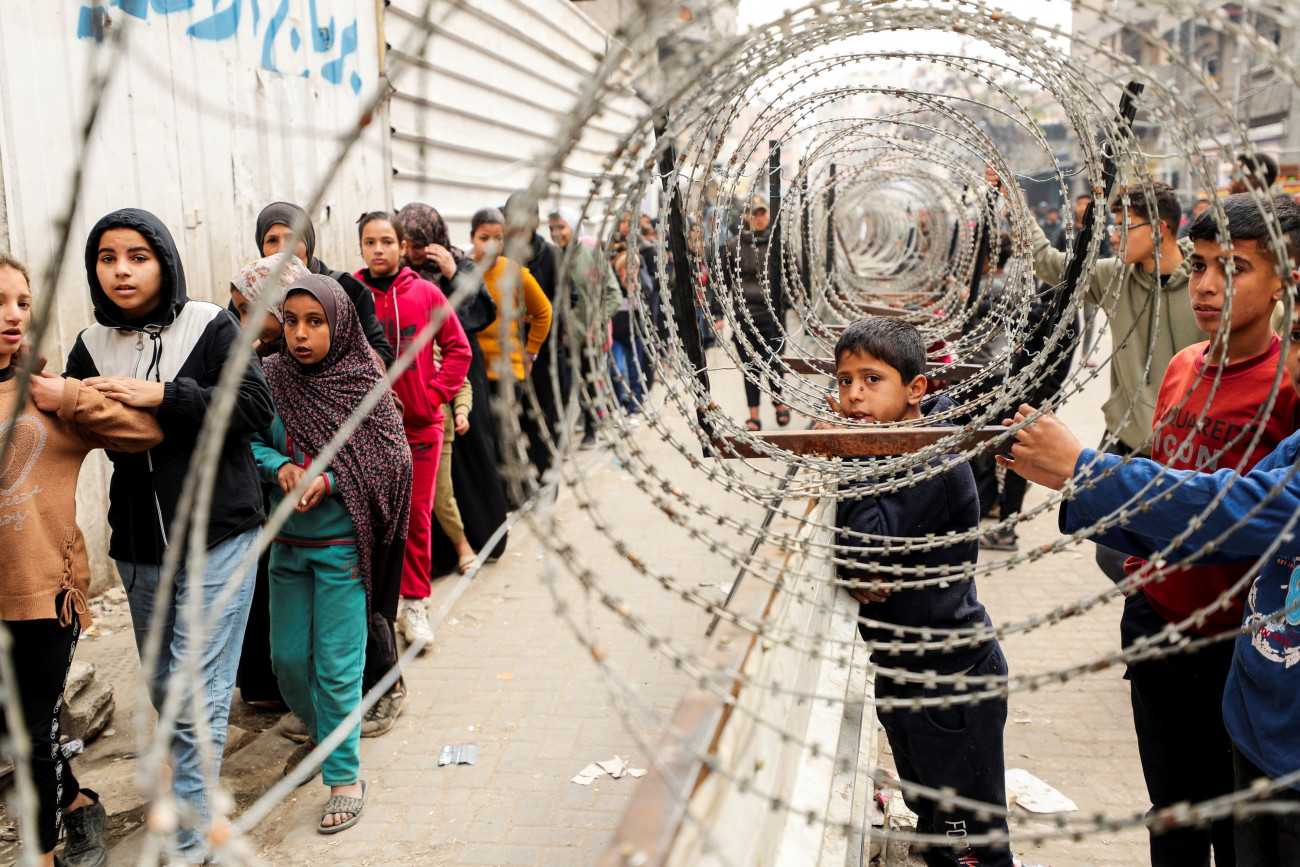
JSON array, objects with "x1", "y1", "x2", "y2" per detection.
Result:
[
  {"x1": 84, "y1": 208, "x2": 188, "y2": 330},
  {"x1": 364, "y1": 266, "x2": 422, "y2": 296},
  {"x1": 920, "y1": 393, "x2": 958, "y2": 417}
]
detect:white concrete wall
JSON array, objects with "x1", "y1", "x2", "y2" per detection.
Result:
[
  {"x1": 0, "y1": 1, "x2": 388, "y2": 588},
  {"x1": 382, "y1": 0, "x2": 646, "y2": 243}
]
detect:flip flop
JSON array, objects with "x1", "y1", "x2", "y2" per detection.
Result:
[
  {"x1": 318, "y1": 779, "x2": 370, "y2": 835},
  {"x1": 745, "y1": 418, "x2": 762, "y2": 432},
  {"x1": 774, "y1": 407, "x2": 791, "y2": 427}
]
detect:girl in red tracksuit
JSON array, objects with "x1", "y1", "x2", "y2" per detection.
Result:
[{"x1": 353, "y1": 212, "x2": 470, "y2": 730}]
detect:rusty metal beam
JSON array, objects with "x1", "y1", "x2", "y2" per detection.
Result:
[
  {"x1": 780, "y1": 356, "x2": 983, "y2": 381},
  {"x1": 712, "y1": 426, "x2": 1011, "y2": 459}
]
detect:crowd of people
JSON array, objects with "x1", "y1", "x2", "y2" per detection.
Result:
[
  {"x1": 0, "y1": 191, "x2": 678, "y2": 865},
  {"x1": 5, "y1": 146, "x2": 1299, "y2": 866},
  {"x1": 825, "y1": 158, "x2": 1300, "y2": 867}
]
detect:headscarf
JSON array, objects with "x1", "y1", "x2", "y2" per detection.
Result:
[
  {"x1": 231, "y1": 254, "x2": 309, "y2": 322},
  {"x1": 398, "y1": 202, "x2": 467, "y2": 262},
  {"x1": 255, "y1": 202, "x2": 325, "y2": 274},
  {"x1": 552, "y1": 206, "x2": 585, "y2": 245},
  {"x1": 262, "y1": 274, "x2": 412, "y2": 608}
]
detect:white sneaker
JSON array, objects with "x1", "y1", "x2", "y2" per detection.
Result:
[{"x1": 398, "y1": 598, "x2": 434, "y2": 645}]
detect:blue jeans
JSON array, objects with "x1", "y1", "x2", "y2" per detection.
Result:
[
  {"x1": 118, "y1": 528, "x2": 259, "y2": 861},
  {"x1": 609, "y1": 336, "x2": 644, "y2": 413}
]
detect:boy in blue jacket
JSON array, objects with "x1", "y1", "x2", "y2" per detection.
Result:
[
  {"x1": 830, "y1": 317, "x2": 1012, "y2": 867},
  {"x1": 1000, "y1": 299, "x2": 1300, "y2": 864}
]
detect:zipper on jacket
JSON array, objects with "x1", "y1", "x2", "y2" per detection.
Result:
[{"x1": 128, "y1": 329, "x2": 169, "y2": 550}]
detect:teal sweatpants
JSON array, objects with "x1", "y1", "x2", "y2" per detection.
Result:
[{"x1": 268, "y1": 542, "x2": 365, "y2": 786}]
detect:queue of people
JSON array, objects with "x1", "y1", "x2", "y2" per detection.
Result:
[{"x1": 0, "y1": 192, "x2": 647, "y2": 865}]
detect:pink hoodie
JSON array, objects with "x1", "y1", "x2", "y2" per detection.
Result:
[{"x1": 357, "y1": 266, "x2": 470, "y2": 432}]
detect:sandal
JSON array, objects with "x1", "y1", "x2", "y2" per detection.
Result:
[
  {"x1": 745, "y1": 418, "x2": 762, "y2": 432},
  {"x1": 318, "y1": 779, "x2": 370, "y2": 835},
  {"x1": 774, "y1": 406, "x2": 791, "y2": 427},
  {"x1": 284, "y1": 740, "x2": 321, "y2": 786},
  {"x1": 457, "y1": 552, "x2": 480, "y2": 575}
]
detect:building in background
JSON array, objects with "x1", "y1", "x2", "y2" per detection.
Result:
[{"x1": 1072, "y1": 2, "x2": 1300, "y2": 200}]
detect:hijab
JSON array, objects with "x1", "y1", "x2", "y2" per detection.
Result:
[
  {"x1": 553, "y1": 206, "x2": 584, "y2": 244},
  {"x1": 262, "y1": 274, "x2": 412, "y2": 607},
  {"x1": 255, "y1": 202, "x2": 326, "y2": 275},
  {"x1": 231, "y1": 254, "x2": 309, "y2": 322},
  {"x1": 397, "y1": 202, "x2": 468, "y2": 263}
]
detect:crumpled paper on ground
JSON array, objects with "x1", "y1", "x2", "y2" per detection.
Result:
[{"x1": 570, "y1": 755, "x2": 647, "y2": 785}]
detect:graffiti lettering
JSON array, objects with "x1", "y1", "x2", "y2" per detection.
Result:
[{"x1": 76, "y1": 0, "x2": 363, "y2": 93}]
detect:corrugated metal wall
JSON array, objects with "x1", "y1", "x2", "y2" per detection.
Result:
[
  {"x1": 382, "y1": 0, "x2": 647, "y2": 243},
  {"x1": 0, "y1": 1, "x2": 388, "y2": 587}
]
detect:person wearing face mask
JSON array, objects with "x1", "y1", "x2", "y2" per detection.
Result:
[
  {"x1": 469, "y1": 208, "x2": 553, "y2": 492},
  {"x1": 503, "y1": 192, "x2": 565, "y2": 472},
  {"x1": 254, "y1": 202, "x2": 393, "y2": 367},
  {"x1": 547, "y1": 207, "x2": 621, "y2": 449}
]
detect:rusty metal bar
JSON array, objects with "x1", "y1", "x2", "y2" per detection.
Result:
[
  {"x1": 712, "y1": 426, "x2": 1012, "y2": 459},
  {"x1": 780, "y1": 356, "x2": 983, "y2": 381}
]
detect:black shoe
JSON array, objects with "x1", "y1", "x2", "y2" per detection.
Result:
[
  {"x1": 579, "y1": 432, "x2": 597, "y2": 450},
  {"x1": 61, "y1": 790, "x2": 108, "y2": 867},
  {"x1": 284, "y1": 739, "x2": 321, "y2": 785},
  {"x1": 980, "y1": 528, "x2": 1019, "y2": 552},
  {"x1": 361, "y1": 683, "x2": 406, "y2": 737}
]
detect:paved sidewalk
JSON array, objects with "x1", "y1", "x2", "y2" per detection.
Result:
[
  {"x1": 247, "y1": 369, "x2": 768, "y2": 865},
  {"x1": 64, "y1": 346, "x2": 1156, "y2": 867}
]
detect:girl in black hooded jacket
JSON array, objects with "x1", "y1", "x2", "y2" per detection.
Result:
[{"x1": 65, "y1": 208, "x2": 274, "y2": 865}]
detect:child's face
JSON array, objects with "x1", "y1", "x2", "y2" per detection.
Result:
[
  {"x1": 1114, "y1": 208, "x2": 1159, "y2": 265},
  {"x1": 402, "y1": 239, "x2": 429, "y2": 267},
  {"x1": 834, "y1": 349, "x2": 927, "y2": 423},
  {"x1": 1286, "y1": 304, "x2": 1300, "y2": 398},
  {"x1": 548, "y1": 217, "x2": 572, "y2": 248},
  {"x1": 0, "y1": 266, "x2": 31, "y2": 365},
  {"x1": 282, "y1": 293, "x2": 330, "y2": 364},
  {"x1": 361, "y1": 220, "x2": 401, "y2": 277},
  {"x1": 95, "y1": 228, "x2": 164, "y2": 319},
  {"x1": 229, "y1": 288, "x2": 284, "y2": 348},
  {"x1": 1188, "y1": 237, "x2": 1287, "y2": 340},
  {"x1": 471, "y1": 222, "x2": 504, "y2": 265},
  {"x1": 260, "y1": 224, "x2": 309, "y2": 264}
]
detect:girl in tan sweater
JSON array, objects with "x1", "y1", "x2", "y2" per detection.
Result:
[{"x1": 0, "y1": 255, "x2": 161, "y2": 867}]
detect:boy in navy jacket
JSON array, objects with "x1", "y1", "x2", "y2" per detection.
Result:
[{"x1": 830, "y1": 318, "x2": 1012, "y2": 867}]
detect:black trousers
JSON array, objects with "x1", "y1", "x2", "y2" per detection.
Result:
[
  {"x1": 235, "y1": 543, "x2": 282, "y2": 704},
  {"x1": 1121, "y1": 591, "x2": 1237, "y2": 867},
  {"x1": 1, "y1": 612, "x2": 83, "y2": 853},
  {"x1": 875, "y1": 645, "x2": 1014, "y2": 867},
  {"x1": 1233, "y1": 746, "x2": 1300, "y2": 866},
  {"x1": 734, "y1": 321, "x2": 784, "y2": 410},
  {"x1": 363, "y1": 536, "x2": 407, "y2": 693},
  {"x1": 579, "y1": 346, "x2": 601, "y2": 437}
]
